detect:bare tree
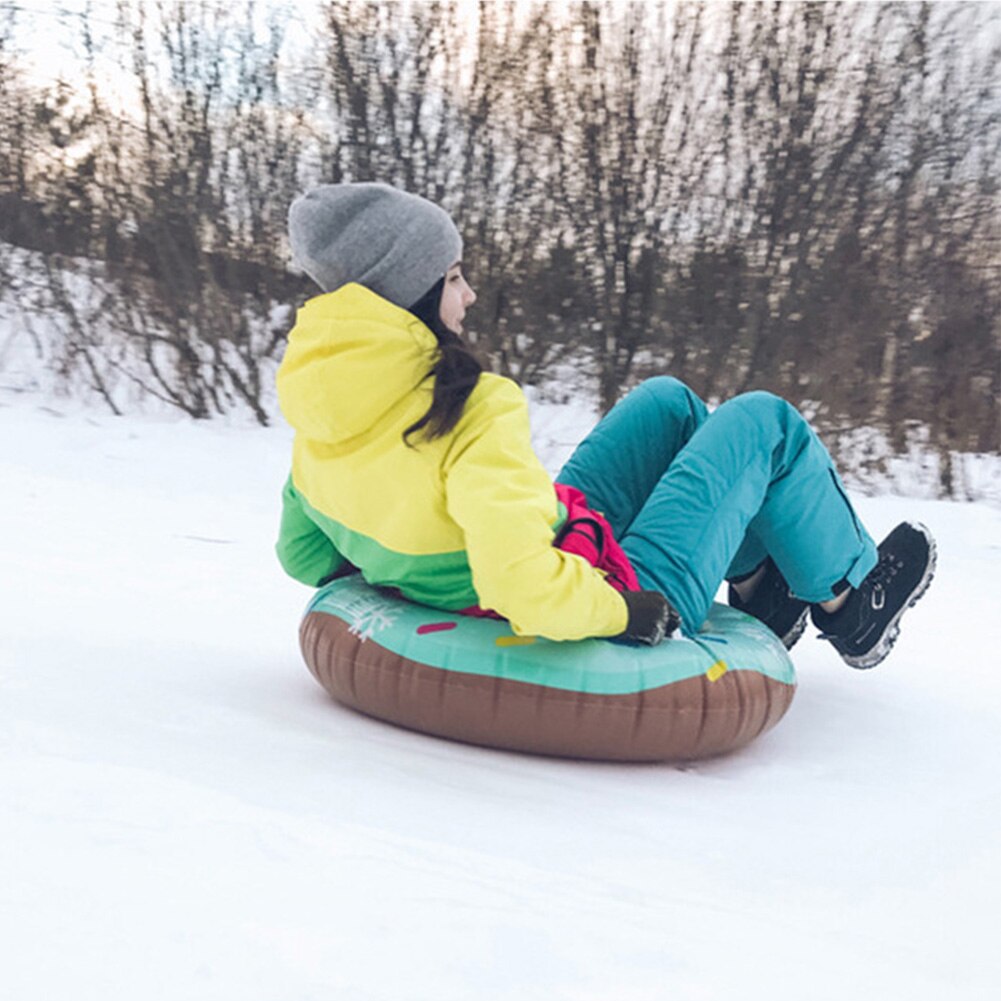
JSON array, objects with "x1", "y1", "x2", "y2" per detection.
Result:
[
  {"x1": 0, "y1": 0, "x2": 997, "y2": 496},
  {"x1": 550, "y1": 1, "x2": 712, "y2": 410}
]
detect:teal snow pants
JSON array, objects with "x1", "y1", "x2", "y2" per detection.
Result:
[{"x1": 556, "y1": 377, "x2": 879, "y2": 635}]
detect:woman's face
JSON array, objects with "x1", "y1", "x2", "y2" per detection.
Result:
[{"x1": 439, "y1": 263, "x2": 476, "y2": 334}]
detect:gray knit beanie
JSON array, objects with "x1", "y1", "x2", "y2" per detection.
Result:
[{"x1": 287, "y1": 182, "x2": 463, "y2": 308}]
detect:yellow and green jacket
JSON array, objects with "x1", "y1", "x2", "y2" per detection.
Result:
[{"x1": 275, "y1": 283, "x2": 628, "y2": 641}]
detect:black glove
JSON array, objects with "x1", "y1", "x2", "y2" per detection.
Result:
[{"x1": 618, "y1": 590, "x2": 681, "y2": 646}]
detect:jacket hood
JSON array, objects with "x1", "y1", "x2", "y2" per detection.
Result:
[{"x1": 277, "y1": 283, "x2": 438, "y2": 444}]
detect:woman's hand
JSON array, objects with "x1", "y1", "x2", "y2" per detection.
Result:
[{"x1": 619, "y1": 591, "x2": 681, "y2": 645}]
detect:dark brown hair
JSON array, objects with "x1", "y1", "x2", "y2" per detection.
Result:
[{"x1": 403, "y1": 277, "x2": 484, "y2": 444}]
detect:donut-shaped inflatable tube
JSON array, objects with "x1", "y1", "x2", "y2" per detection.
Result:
[{"x1": 300, "y1": 576, "x2": 796, "y2": 762}]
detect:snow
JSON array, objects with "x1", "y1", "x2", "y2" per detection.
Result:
[
  {"x1": 2, "y1": 392, "x2": 1000, "y2": 1001},
  {"x1": 4, "y1": 239, "x2": 1000, "y2": 503}
]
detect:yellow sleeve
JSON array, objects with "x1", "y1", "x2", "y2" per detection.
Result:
[{"x1": 444, "y1": 378, "x2": 628, "y2": 641}]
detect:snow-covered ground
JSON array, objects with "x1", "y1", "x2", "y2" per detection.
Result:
[{"x1": 2, "y1": 391, "x2": 1000, "y2": 1001}]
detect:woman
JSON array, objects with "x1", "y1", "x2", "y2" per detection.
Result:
[{"x1": 276, "y1": 182, "x2": 935, "y2": 668}]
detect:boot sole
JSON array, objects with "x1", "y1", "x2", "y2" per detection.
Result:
[
  {"x1": 841, "y1": 523, "x2": 938, "y2": 669},
  {"x1": 782, "y1": 608, "x2": 810, "y2": 650}
]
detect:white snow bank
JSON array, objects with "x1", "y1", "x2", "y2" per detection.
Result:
[
  {"x1": 0, "y1": 243, "x2": 289, "y2": 421},
  {"x1": 3, "y1": 239, "x2": 999, "y2": 502},
  {"x1": 1, "y1": 396, "x2": 999, "y2": 1001}
]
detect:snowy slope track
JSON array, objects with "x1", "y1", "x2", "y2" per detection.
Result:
[{"x1": 2, "y1": 399, "x2": 1000, "y2": 1001}]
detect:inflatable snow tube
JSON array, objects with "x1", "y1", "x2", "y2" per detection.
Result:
[{"x1": 300, "y1": 576, "x2": 796, "y2": 762}]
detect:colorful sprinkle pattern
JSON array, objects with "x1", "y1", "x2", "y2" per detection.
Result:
[
  {"x1": 306, "y1": 576, "x2": 795, "y2": 695},
  {"x1": 706, "y1": 660, "x2": 729, "y2": 682},
  {"x1": 416, "y1": 621, "x2": 458, "y2": 635}
]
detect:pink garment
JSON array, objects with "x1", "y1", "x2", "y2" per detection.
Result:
[{"x1": 552, "y1": 483, "x2": 640, "y2": 593}]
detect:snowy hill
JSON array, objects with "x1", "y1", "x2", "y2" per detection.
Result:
[
  {"x1": 3, "y1": 238, "x2": 1000, "y2": 504},
  {"x1": 2, "y1": 394, "x2": 999, "y2": 1001}
]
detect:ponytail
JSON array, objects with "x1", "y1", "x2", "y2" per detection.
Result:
[{"x1": 404, "y1": 278, "x2": 484, "y2": 445}]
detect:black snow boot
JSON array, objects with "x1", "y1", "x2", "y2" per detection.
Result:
[
  {"x1": 728, "y1": 557, "x2": 809, "y2": 650},
  {"x1": 810, "y1": 521, "x2": 936, "y2": 669}
]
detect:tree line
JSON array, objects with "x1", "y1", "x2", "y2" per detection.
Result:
[{"x1": 0, "y1": 0, "x2": 998, "y2": 497}]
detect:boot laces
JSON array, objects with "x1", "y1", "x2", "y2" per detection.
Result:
[
  {"x1": 869, "y1": 552, "x2": 903, "y2": 587},
  {"x1": 866, "y1": 553, "x2": 904, "y2": 608}
]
